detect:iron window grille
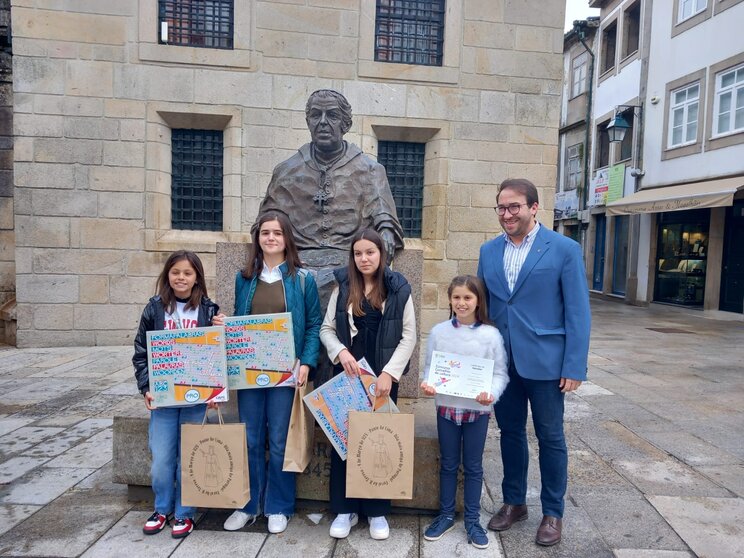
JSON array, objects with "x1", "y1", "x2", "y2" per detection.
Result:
[
  {"x1": 378, "y1": 141, "x2": 425, "y2": 238},
  {"x1": 374, "y1": 0, "x2": 445, "y2": 67},
  {"x1": 158, "y1": 0, "x2": 234, "y2": 49},
  {"x1": 171, "y1": 129, "x2": 223, "y2": 231}
]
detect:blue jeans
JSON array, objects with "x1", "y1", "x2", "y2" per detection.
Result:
[
  {"x1": 437, "y1": 413, "x2": 490, "y2": 525},
  {"x1": 149, "y1": 405, "x2": 206, "y2": 520},
  {"x1": 238, "y1": 387, "x2": 295, "y2": 516},
  {"x1": 494, "y1": 362, "x2": 567, "y2": 518}
]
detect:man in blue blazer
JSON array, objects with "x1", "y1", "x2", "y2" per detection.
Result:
[{"x1": 477, "y1": 179, "x2": 591, "y2": 547}]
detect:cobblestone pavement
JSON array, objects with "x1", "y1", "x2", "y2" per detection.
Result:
[{"x1": 0, "y1": 299, "x2": 741, "y2": 557}]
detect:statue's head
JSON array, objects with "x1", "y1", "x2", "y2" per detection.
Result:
[{"x1": 305, "y1": 89, "x2": 353, "y2": 154}]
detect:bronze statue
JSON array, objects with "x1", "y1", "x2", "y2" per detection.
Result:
[{"x1": 256, "y1": 89, "x2": 404, "y2": 266}]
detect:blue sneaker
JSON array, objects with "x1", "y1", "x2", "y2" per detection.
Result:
[
  {"x1": 466, "y1": 522, "x2": 489, "y2": 549},
  {"x1": 424, "y1": 515, "x2": 455, "y2": 541}
]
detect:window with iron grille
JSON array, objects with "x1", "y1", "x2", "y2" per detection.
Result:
[
  {"x1": 159, "y1": 0, "x2": 234, "y2": 49},
  {"x1": 374, "y1": 0, "x2": 445, "y2": 67},
  {"x1": 378, "y1": 141, "x2": 425, "y2": 238},
  {"x1": 171, "y1": 129, "x2": 223, "y2": 231}
]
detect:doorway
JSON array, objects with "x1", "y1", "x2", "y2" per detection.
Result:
[{"x1": 720, "y1": 200, "x2": 744, "y2": 313}]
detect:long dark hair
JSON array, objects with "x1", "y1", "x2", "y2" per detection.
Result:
[
  {"x1": 447, "y1": 275, "x2": 491, "y2": 325},
  {"x1": 156, "y1": 250, "x2": 208, "y2": 314},
  {"x1": 347, "y1": 228, "x2": 387, "y2": 316},
  {"x1": 243, "y1": 212, "x2": 302, "y2": 279}
]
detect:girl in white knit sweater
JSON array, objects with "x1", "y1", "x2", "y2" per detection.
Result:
[{"x1": 420, "y1": 275, "x2": 509, "y2": 550}]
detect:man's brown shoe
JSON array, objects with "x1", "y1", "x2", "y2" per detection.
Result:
[
  {"x1": 535, "y1": 515, "x2": 562, "y2": 546},
  {"x1": 487, "y1": 504, "x2": 528, "y2": 531}
]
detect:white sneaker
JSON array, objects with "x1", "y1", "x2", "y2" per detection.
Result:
[
  {"x1": 267, "y1": 514, "x2": 288, "y2": 534},
  {"x1": 223, "y1": 510, "x2": 256, "y2": 531},
  {"x1": 329, "y1": 513, "x2": 358, "y2": 538},
  {"x1": 369, "y1": 516, "x2": 389, "y2": 540}
]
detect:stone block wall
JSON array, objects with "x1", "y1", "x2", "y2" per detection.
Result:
[{"x1": 11, "y1": 0, "x2": 564, "y2": 347}]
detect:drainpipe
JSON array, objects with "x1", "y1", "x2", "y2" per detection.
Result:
[{"x1": 574, "y1": 21, "x2": 595, "y2": 212}]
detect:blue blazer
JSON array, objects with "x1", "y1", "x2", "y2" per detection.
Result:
[{"x1": 477, "y1": 225, "x2": 591, "y2": 381}]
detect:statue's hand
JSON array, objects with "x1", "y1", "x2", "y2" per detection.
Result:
[{"x1": 380, "y1": 229, "x2": 396, "y2": 265}]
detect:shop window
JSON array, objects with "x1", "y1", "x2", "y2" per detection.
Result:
[
  {"x1": 374, "y1": 0, "x2": 445, "y2": 66},
  {"x1": 654, "y1": 210, "x2": 710, "y2": 306},
  {"x1": 158, "y1": 0, "x2": 234, "y2": 49},
  {"x1": 622, "y1": 2, "x2": 640, "y2": 58},
  {"x1": 572, "y1": 52, "x2": 588, "y2": 98},
  {"x1": 678, "y1": 0, "x2": 707, "y2": 23},
  {"x1": 600, "y1": 21, "x2": 617, "y2": 74},
  {"x1": 596, "y1": 120, "x2": 610, "y2": 168},
  {"x1": 713, "y1": 63, "x2": 744, "y2": 137},
  {"x1": 171, "y1": 129, "x2": 224, "y2": 231},
  {"x1": 378, "y1": 140, "x2": 425, "y2": 238},
  {"x1": 669, "y1": 82, "x2": 700, "y2": 147}
]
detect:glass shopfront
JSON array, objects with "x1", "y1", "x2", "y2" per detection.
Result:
[{"x1": 654, "y1": 209, "x2": 710, "y2": 306}]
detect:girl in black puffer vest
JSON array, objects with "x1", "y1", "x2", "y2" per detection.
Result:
[{"x1": 319, "y1": 228, "x2": 416, "y2": 541}]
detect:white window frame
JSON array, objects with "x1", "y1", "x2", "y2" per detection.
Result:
[
  {"x1": 572, "y1": 53, "x2": 588, "y2": 98},
  {"x1": 713, "y1": 63, "x2": 744, "y2": 137},
  {"x1": 566, "y1": 144, "x2": 582, "y2": 191},
  {"x1": 668, "y1": 82, "x2": 700, "y2": 148},
  {"x1": 678, "y1": 0, "x2": 707, "y2": 23}
]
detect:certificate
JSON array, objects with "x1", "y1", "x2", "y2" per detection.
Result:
[{"x1": 428, "y1": 351, "x2": 493, "y2": 399}]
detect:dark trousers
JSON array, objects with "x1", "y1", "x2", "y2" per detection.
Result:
[
  {"x1": 437, "y1": 413, "x2": 490, "y2": 525},
  {"x1": 494, "y1": 361, "x2": 567, "y2": 518},
  {"x1": 329, "y1": 381, "x2": 399, "y2": 517}
]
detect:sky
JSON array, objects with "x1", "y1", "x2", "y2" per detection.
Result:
[{"x1": 564, "y1": 0, "x2": 600, "y2": 31}]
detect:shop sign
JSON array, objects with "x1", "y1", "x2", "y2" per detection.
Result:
[
  {"x1": 588, "y1": 168, "x2": 609, "y2": 207},
  {"x1": 554, "y1": 190, "x2": 579, "y2": 220},
  {"x1": 607, "y1": 164, "x2": 626, "y2": 204}
]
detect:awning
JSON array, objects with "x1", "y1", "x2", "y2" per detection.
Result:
[{"x1": 605, "y1": 176, "x2": 744, "y2": 216}]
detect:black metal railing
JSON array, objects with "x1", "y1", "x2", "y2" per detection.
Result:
[
  {"x1": 375, "y1": 0, "x2": 445, "y2": 66},
  {"x1": 379, "y1": 141, "x2": 425, "y2": 238}
]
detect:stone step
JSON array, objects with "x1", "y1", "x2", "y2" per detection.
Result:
[{"x1": 112, "y1": 396, "x2": 464, "y2": 511}]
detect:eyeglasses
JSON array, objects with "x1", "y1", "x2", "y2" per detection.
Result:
[{"x1": 494, "y1": 203, "x2": 529, "y2": 216}]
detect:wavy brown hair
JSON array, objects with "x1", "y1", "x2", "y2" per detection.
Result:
[
  {"x1": 156, "y1": 250, "x2": 208, "y2": 314},
  {"x1": 347, "y1": 228, "x2": 387, "y2": 316},
  {"x1": 447, "y1": 275, "x2": 491, "y2": 325},
  {"x1": 243, "y1": 212, "x2": 302, "y2": 279}
]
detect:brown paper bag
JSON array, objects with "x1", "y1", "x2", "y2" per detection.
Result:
[
  {"x1": 283, "y1": 382, "x2": 314, "y2": 472},
  {"x1": 181, "y1": 407, "x2": 250, "y2": 509},
  {"x1": 345, "y1": 408, "x2": 414, "y2": 499}
]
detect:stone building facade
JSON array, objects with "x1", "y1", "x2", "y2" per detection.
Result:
[{"x1": 10, "y1": 0, "x2": 564, "y2": 347}]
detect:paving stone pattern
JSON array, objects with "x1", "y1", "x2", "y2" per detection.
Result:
[{"x1": 0, "y1": 300, "x2": 741, "y2": 557}]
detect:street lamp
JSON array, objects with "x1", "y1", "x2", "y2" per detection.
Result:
[{"x1": 606, "y1": 113, "x2": 631, "y2": 143}]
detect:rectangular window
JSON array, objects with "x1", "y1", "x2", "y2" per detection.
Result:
[
  {"x1": 572, "y1": 53, "x2": 588, "y2": 97},
  {"x1": 374, "y1": 0, "x2": 445, "y2": 67},
  {"x1": 566, "y1": 144, "x2": 583, "y2": 191},
  {"x1": 678, "y1": 0, "x2": 707, "y2": 23},
  {"x1": 596, "y1": 121, "x2": 610, "y2": 168},
  {"x1": 619, "y1": 111, "x2": 634, "y2": 161},
  {"x1": 622, "y1": 2, "x2": 641, "y2": 58},
  {"x1": 669, "y1": 83, "x2": 700, "y2": 147},
  {"x1": 714, "y1": 63, "x2": 744, "y2": 136},
  {"x1": 378, "y1": 141, "x2": 425, "y2": 238},
  {"x1": 158, "y1": 0, "x2": 234, "y2": 49},
  {"x1": 601, "y1": 21, "x2": 617, "y2": 74},
  {"x1": 171, "y1": 129, "x2": 223, "y2": 231}
]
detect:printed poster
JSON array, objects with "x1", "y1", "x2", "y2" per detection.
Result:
[
  {"x1": 224, "y1": 313, "x2": 296, "y2": 390},
  {"x1": 428, "y1": 351, "x2": 494, "y2": 399},
  {"x1": 147, "y1": 326, "x2": 228, "y2": 407},
  {"x1": 588, "y1": 168, "x2": 609, "y2": 207},
  {"x1": 607, "y1": 163, "x2": 626, "y2": 204},
  {"x1": 303, "y1": 358, "x2": 398, "y2": 460}
]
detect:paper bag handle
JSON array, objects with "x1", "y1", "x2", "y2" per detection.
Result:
[{"x1": 201, "y1": 404, "x2": 224, "y2": 426}]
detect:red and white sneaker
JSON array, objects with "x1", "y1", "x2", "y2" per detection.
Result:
[
  {"x1": 143, "y1": 512, "x2": 169, "y2": 535},
  {"x1": 171, "y1": 518, "x2": 194, "y2": 539}
]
